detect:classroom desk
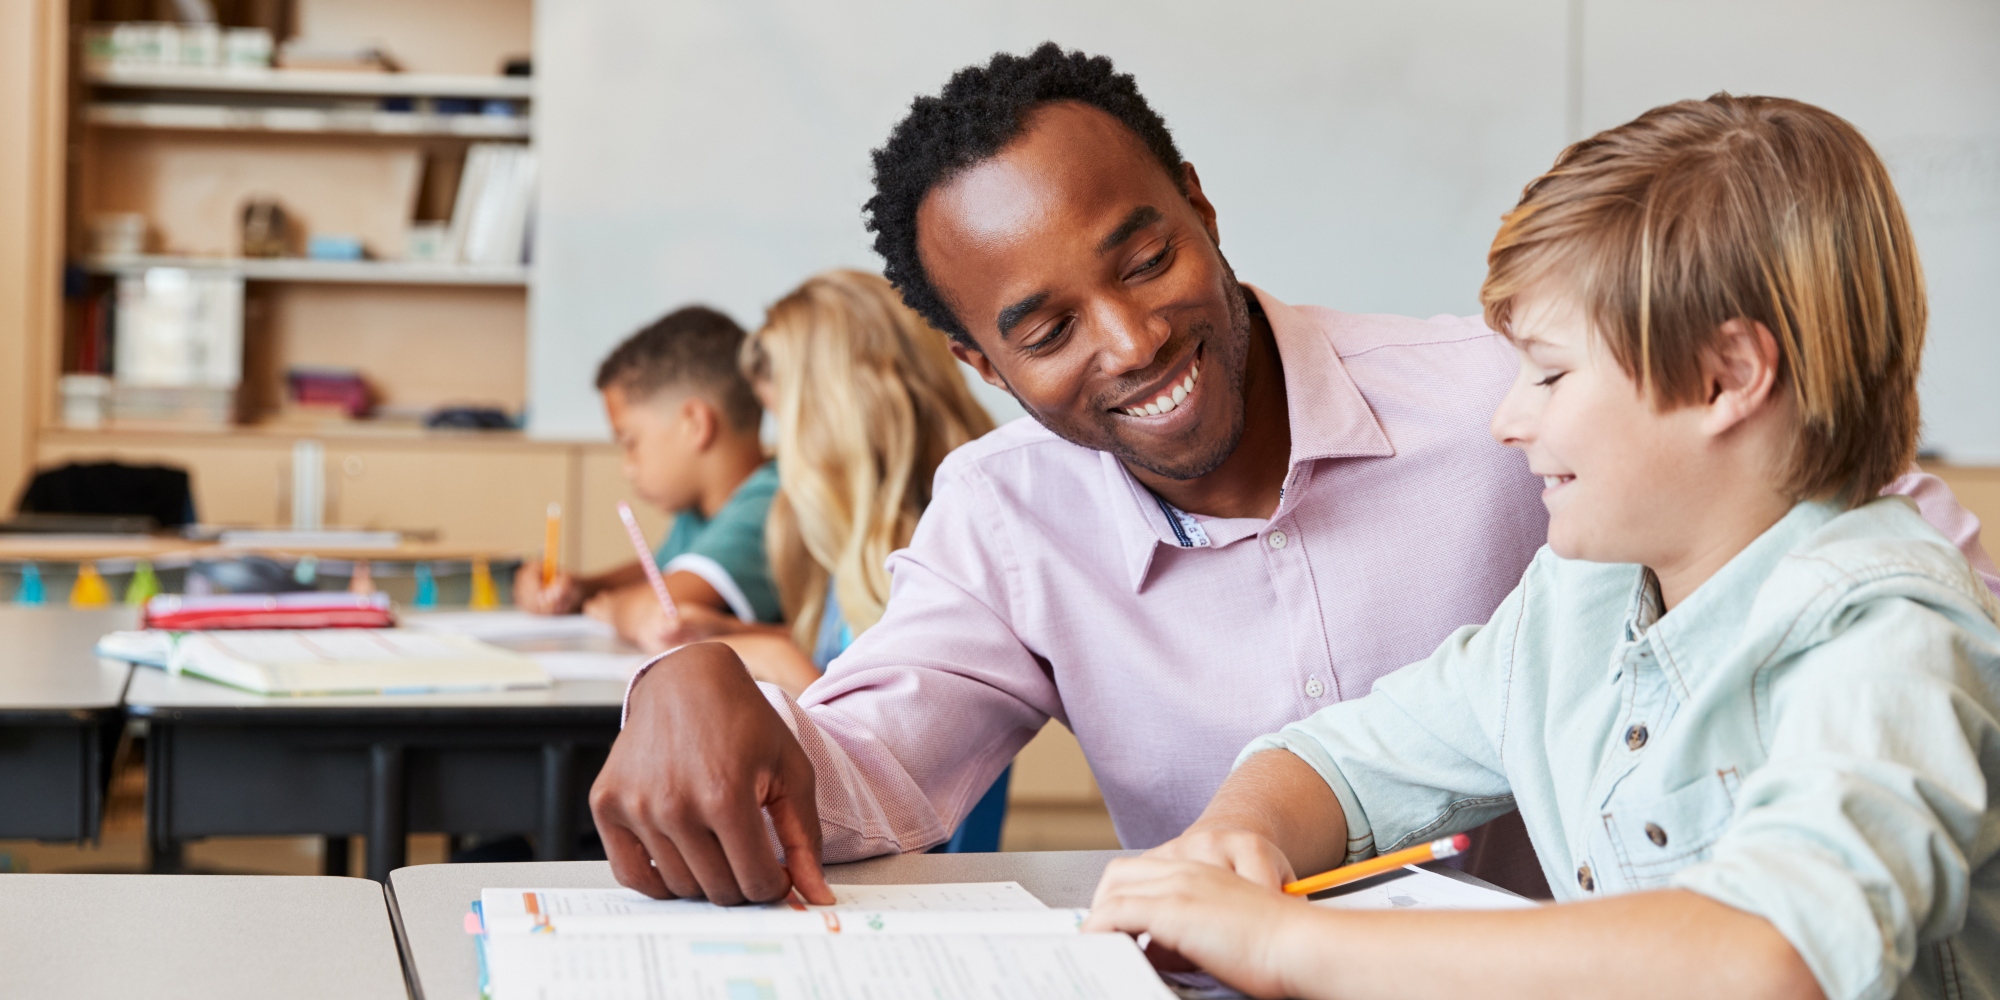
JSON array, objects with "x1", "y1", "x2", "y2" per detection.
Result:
[
  {"x1": 1, "y1": 873, "x2": 407, "y2": 1000},
  {"x1": 389, "y1": 850, "x2": 1528, "y2": 1000},
  {"x1": 124, "y1": 620, "x2": 632, "y2": 882},
  {"x1": 0, "y1": 606, "x2": 137, "y2": 840},
  {"x1": 387, "y1": 850, "x2": 1141, "y2": 1000}
]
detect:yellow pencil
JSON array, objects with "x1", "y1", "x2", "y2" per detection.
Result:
[
  {"x1": 542, "y1": 502, "x2": 562, "y2": 588},
  {"x1": 1283, "y1": 833, "x2": 1471, "y2": 896}
]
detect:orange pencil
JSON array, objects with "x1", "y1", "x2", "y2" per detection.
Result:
[
  {"x1": 1283, "y1": 833, "x2": 1470, "y2": 896},
  {"x1": 542, "y1": 502, "x2": 563, "y2": 588}
]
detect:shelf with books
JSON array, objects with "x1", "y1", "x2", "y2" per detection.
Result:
[
  {"x1": 85, "y1": 65, "x2": 533, "y2": 101},
  {"x1": 85, "y1": 102, "x2": 532, "y2": 139},
  {"x1": 80, "y1": 255, "x2": 530, "y2": 287}
]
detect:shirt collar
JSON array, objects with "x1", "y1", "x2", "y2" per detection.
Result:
[
  {"x1": 1109, "y1": 285, "x2": 1397, "y2": 591},
  {"x1": 1623, "y1": 499, "x2": 1843, "y2": 696}
]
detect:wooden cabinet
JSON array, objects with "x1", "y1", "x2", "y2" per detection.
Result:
[
  {"x1": 37, "y1": 431, "x2": 291, "y2": 527},
  {"x1": 574, "y1": 445, "x2": 670, "y2": 575},
  {"x1": 326, "y1": 441, "x2": 566, "y2": 553}
]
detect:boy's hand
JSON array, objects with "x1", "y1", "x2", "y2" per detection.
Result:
[
  {"x1": 589, "y1": 641, "x2": 833, "y2": 906},
  {"x1": 1143, "y1": 823, "x2": 1297, "y2": 889},
  {"x1": 514, "y1": 561, "x2": 583, "y2": 614},
  {"x1": 1085, "y1": 857, "x2": 1309, "y2": 999}
]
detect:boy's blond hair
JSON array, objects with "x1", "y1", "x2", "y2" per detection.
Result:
[
  {"x1": 740, "y1": 270, "x2": 995, "y2": 651},
  {"x1": 1481, "y1": 94, "x2": 1925, "y2": 506}
]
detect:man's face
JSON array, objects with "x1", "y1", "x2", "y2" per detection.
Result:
[{"x1": 916, "y1": 101, "x2": 1254, "y2": 481}]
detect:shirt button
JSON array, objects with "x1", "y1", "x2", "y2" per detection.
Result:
[
  {"x1": 1625, "y1": 724, "x2": 1649, "y2": 750},
  {"x1": 1267, "y1": 530, "x2": 1288, "y2": 550},
  {"x1": 1576, "y1": 863, "x2": 1595, "y2": 892},
  {"x1": 1645, "y1": 823, "x2": 1669, "y2": 848},
  {"x1": 1305, "y1": 677, "x2": 1325, "y2": 698}
]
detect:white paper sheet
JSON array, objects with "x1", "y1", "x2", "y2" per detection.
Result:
[
  {"x1": 527, "y1": 650, "x2": 651, "y2": 681},
  {"x1": 480, "y1": 882, "x2": 1061, "y2": 936},
  {"x1": 404, "y1": 611, "x2": 617, "y2": 642},
  {"x1": 1311, "y1": 865, "x2": 1538, "y2": 911},
  {"x1": 485, "y1": 932, "x2": 1176, "y2": 1000}
]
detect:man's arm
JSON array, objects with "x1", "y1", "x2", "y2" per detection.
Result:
[{"x1": 589, "y1": 458, "x2": 1063, "y2": 899}]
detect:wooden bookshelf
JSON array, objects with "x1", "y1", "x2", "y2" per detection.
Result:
[
  {"x1": 81, "y1": 253, "x2": 529, "y2": 286},
  {"x1": 0, "y1": 0, "x2": 581, "y2": 564},
  {"x1": 84, "y1": 65, "x2": 534, "y2": 99}
]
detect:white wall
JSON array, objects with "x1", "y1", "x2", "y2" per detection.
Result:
[
  {"x1": 1581, "y1": 0, "x2": 2000, "y2": 461},
  {"x1": 530, "y1": 0, "x2": 1999, "y2": 460},
  {"x1": 528, "y1": 0, "x2": 1568, "y2": 438}
]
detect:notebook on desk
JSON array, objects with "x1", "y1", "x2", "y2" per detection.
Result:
[
  {"x1": 470, "y1": 882, "x2": 1175, "y2": 1000},
  {"x1": 96, "y1": 628, "x2": 551, "y2": 696}
]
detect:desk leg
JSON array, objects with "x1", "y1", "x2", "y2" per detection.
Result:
[
  {"x1": 367, "y1": 743, "x2": 406, "y2": 881},
  {"x1": 539, "y1": 741, "x2": 576, "y2": 861},
  {"x1": 143, "y1": 725, "x2": 181, "y2": 873},
  {"x1": 323, "y1": 835, "x2": 350, "y2": 876}
]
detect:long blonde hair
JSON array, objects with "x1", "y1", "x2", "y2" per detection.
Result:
[{"x1": 741, "y1": 270, "x2": 996, "y2": 651}]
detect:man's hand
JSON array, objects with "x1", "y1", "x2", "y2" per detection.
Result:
[
  {"x1": 589, "y1": 642, "x2": 835, "y2": 905},
  {"x1": 1142, "y1": 822, "x2": 1296, "y2": 889},
  {"x1": 1085, "y1": 857, "x2": 1312, "y2": 999}
]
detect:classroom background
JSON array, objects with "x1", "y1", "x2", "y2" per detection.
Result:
[{"x1": 0, "y1": 0, "x2": 1994, "y2": 875}]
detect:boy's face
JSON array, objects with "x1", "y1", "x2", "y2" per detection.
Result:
[
  {"x1": 1489, "y1": 292, "x2": 1712, "y2": 567},
  {"x1": 604, "y1": 384, "x2": 703, "y2": 513}
]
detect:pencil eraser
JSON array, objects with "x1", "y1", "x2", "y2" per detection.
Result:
[
  {"x1": 1451, "y1": 833, "x2": 1471, "y2": 851},
  {"x1": 464, "y1": 911, "x2": 484, "y2": 935}
]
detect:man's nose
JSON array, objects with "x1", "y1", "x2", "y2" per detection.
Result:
[{"x1": 1093, "y1": 294, "x2": 1171, "y2": 376}]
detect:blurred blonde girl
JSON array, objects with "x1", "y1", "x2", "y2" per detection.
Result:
[{"x1": 681, "y1": 269, "x2": 996, "y2": 697}]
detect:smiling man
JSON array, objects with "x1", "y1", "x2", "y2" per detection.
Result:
[{"x1": 588, "y1": 44, "x2": 1998, "y2": 906}]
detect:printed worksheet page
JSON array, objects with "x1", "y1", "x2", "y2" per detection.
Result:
[
  {"x1": 480, "y1": 882, "x2": 1078, "y2": 936},
  {"x1": 486, "y1": 931, "x2": 1177, "y2": 1000}
]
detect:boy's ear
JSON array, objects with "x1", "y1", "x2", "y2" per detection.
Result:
[
  {"x1": 1699, "y1": 318, "x2": 1783, "y2": 437},
  {"x1": 680, "y1": 397, "x2": 719, "y2": 452},
  {"x1": 949, "y1": 341, "x2": 1015, "y2": 396}
]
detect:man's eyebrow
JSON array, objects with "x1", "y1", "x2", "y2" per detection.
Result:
[
  {"x1": 995, "y1": 291, "x2": 1050, "y2": 339},
  {"x1": 1096, "y1": 205, "x2": 1162, "y2": 256}
]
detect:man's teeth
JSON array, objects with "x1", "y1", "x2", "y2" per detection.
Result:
[{"x1": 1122, "y1": 364, "x2": 1199, "y2": 418}]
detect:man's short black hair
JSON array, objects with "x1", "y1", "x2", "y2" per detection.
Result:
[
  {"x1": 594, "y1": 305, "x2": 762, "y2": 433},
  {"x1": 864, "y1": 43, "x2": 1185, "y2": 344}
]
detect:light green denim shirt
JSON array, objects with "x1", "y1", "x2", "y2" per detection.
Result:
[{"x1": 1244, "y1": 497, "x2": 2000, "y2": 1000}]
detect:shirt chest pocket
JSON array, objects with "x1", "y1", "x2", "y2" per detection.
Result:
[{"x1": 1599, "y1": 770, "x2": 1739, "y2": 890}]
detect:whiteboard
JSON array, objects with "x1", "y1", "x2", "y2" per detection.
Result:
[{"x1": 530, "y1": 0, "x2": 1998, "y2": 459}]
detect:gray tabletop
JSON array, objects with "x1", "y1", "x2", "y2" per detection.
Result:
[
  {"x1": 123, "y1": 665, "x2": 628, "y2": 709},
  {"x1": 1, "y1": 874, "x2": 407, "y2": 1000},
  {"x1": 388, "y1": 850, "x2": 1138, "y2": 1000},
  {"x1": 0, "y1": 606, "x2": 137, "y2": 712}
]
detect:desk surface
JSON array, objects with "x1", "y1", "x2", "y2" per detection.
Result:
[
  {"x1": 389, "y1": 850, "x2": 1138, "y2": 1000},
  {"x1": 0, "y1": 605, "x2": 136, "y2": 713},
  {"x1": 122, "y1": 611, "x2": 633, "y2": 714},
  {"x1": 1, "y1": 874, "x2": 407, "y2": 1000}
]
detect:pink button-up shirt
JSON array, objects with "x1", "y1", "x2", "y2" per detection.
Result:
[{"x1": 752, "y1": 287, "x2": 1998, "y2": 860}]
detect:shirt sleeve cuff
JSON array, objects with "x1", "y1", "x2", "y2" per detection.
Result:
[
  {"x1": 1236, "y1": 732, "x2": 1378, "y2": 864},
  {"x1": 619, "y1": 647, "x2": 684, "y2": 728}
]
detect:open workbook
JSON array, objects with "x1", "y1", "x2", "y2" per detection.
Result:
[
  {"x1": 471, "y1": 881, "x2": 1176, "y2": 1000},
  {"x1": 96, "y1": 628, "x2": 551, "y2": 696}
]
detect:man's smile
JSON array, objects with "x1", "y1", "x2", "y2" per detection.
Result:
[{"x1": 1111, "y1": 345, "x2": 1204, "y2": 420}]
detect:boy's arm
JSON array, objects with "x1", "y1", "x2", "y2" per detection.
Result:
[
  {"x1": 1087, "y1": 865, "x2": 1820, "y2": 1000},
  {"x1": 1150, "y1": 566, "x2": 1541, "y2": 885}
]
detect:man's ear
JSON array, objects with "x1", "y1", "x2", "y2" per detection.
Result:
[
  {"x1": 1181, "y1": 162, "x2": 1221, "y2": 250},
  {"x1": 949, "y1": 341, "x2": 1015, "y2": 396},
  {"x1": 1700, "y1": 318, "x2": 1783, "y2": 437}
]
